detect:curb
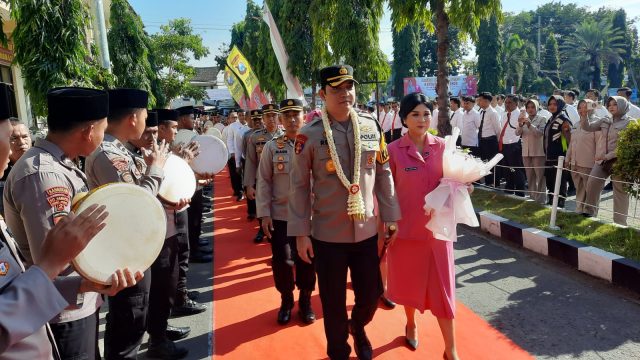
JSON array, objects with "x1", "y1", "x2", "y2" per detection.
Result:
[{"x1": 475, "y1": 210, "x2": 640, "y2": 295}]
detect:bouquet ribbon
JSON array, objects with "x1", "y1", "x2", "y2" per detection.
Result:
[{"x1": 423, "y1": 178, "x2": 479, "y2": 242}]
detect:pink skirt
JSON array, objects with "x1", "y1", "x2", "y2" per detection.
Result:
[{"x1": 386, "y1": 234, "x2": 456, "y2": 319}]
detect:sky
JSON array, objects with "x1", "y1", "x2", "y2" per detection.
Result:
[{"x1": 129, "y1": 0, "x2": 640, "y2": 68}]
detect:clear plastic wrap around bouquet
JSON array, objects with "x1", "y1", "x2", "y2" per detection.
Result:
[{"x1": 423, "y1": 128, "x2": 503, "y2": 242}]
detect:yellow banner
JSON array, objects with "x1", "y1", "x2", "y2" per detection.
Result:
[
  {"x1": 224, "y1": 67, "x2": 246, "y2": 105},
  {"x1": 226, "y1": 45, "x2": 260, "y2": 93}
]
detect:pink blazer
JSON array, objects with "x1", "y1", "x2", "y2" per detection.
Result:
[{"x1": 388, "y1": 133, "x2": 445, "y2": 240}]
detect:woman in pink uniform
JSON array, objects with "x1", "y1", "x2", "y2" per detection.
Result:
[{"x1": 386, "y1": 92, "x2": 459, "y2": 360}]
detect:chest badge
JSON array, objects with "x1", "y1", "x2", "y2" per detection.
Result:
[
  {"x1": 0, "y1": 261, "x2": 9, "y2": 276},
  {"x1": 276, "y1": 163, "x2": 285, "y2": 171},
  {"x1": 326, "y1": 159, "x2": 336, "y2": 173}
]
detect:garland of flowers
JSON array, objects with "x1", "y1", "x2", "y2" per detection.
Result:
[{"x1": 321, "y1": 107, "x2": 366, "y2": 220}]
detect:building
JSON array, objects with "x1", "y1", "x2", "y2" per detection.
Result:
[{"x1": 191, "y1": 66, "x2": 223, "y2": 90}]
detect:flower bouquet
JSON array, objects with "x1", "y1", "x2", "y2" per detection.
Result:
[{"x1": 423, "y1": 127, "x2": 503, "y2": 242}]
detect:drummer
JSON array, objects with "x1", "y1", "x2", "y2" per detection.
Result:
[
  {"x1": 256, "y1": 99, "x2": 316, "y2": 325},
  {"x1": 242, "y1": 109, "x2": 264, "y2": 222},
  {"x1": 84, "y1": 88, "x2": 168, "y2": 359},
  {"x1": 3, "y1": 87, "x2": 144, "y2": 359},
  {"x1": 245, "y1": 104, "x2": 283, "y2": 243}
]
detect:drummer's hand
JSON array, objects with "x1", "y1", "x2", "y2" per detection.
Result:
[
  {"x1": 142, "y1": 139, "x2": 169, "y2": 168},
  {"x1": 195, "y1": 171, "x2": 216, "y2": 181},
  {"x1": 384, "y1": 222, "x2": 398, "y2": 247},
  {"x1": 261, "y1": 217, "x2": 274, "y2": 239},
  {"x1": 296, "y1": 236, "x2": 314, "y2": 264},
  {"x1": 246, "y1": 186, "x2": 256, "y2": 200},
  {"x1": 173, "y1": 198, "x2": 191, "y2": 211},
  {"x1": 37, "y1": 204, "x2": 109, "y2": 280},
  {"x1": 180, "y1": 141, "x2": 201, "y2": 162},
  {"x1": 80, "y1": 268, "x2": 144, "y2": 296}
]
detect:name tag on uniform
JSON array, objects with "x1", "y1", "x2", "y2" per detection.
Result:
[{"x1": 404, "y1": 167, "x2": 418, "y2": 171}]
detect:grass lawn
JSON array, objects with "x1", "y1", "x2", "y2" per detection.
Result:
[{"x1": 471, "y1": 188, "x2": 640, "y2": 262}]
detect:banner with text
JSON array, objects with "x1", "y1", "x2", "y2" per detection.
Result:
[
  {"x1": 226, "y1": 46, "x2": 270, "y2": 109},
  {"x1": 403, "y1": 75, "x2": 478, "y2": 98}
]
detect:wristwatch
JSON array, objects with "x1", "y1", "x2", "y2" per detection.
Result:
[{"x1": 388, "y1": 224, "x2": 397, "y2": 232}]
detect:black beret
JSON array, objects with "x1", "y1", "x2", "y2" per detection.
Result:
[
  {"x1": 279, "y1": 99, "x2": 304, "y2": 112},
  {"x1": 250, "y1": 109, "x2": 263, "y2": 118},
  {"x1": 320, "y1": 65, "x2": 359, "y2": 88},
  {"x1": 262, "y1": 103, "x2": 279, "y2": 114},
  {"x1": 47, "y1": 87, "x2": 109, "y2": 127},
  {"x1": 176, "y1": 105, "x2": 194, "y2": 116},
  {"x1": 108, "y1": 88, "x2": 148, "y2": 114},
  {"x1": 154, "y1": 108, "x2": 179, "y2": 122},
  {"x1": 0, "y1": 83, "x2": 14, "y2": 120},
  {"x1": 146, "y1": 111, "x2": 158, "y2": 127}
]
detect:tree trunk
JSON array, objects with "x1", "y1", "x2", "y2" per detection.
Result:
[
  {"x1": 311, "y1": 78, "x2": 317, "y2": 109},
  {"x1": 435, "y1": 3, "x2": 452, "y2": 137},
  {"x1": 593, "y1": 57, "x2": 601, "y2": 90}
]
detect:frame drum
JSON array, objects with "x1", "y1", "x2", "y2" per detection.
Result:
[
  {"x1": 190, "y1": 135, "x2": 228, "y2": 175},
  {"x1": 174, "y1": 129, "x2": 197, "y2": 147},
  {"x1": 72, "y1": 183, "x2": 166, "y2": 284},
  {"x1": 205, "y1": 127, "x2": 223, "y2": 139},
  {"x1": 158, "y1": 154, "x2": 197, "y2": 204}
]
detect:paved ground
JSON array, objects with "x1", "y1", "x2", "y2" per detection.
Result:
[{"x1": 98, "y1": 195, "x2": 640, "y2": 359}]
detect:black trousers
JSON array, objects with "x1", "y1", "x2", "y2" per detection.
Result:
[
  {"x1": 50, "y1": 311, "x2": 100, "y2": 360},
  {"x1": 500, "y1": 142, "x2": 526, "y2": 197},
  {"x1": 247, "y1": 198, "x2": 257, "y2": 217},
  {"x1": 545, "y1": 159, "x2": 569, "y2": 202},
  {"x1": 271, "y1": 220, "x2": 315, "y2": 302},
  {"x1": 148, "y1": 235, "x2": 180, "y2": 341},
  {"x1": 175, "y1": 210, "x2": 190, "y2": 304},
  {"x1": 104, "y1": 268, "x2": 152, "y2": 360},
  {"x1": 188, "y1": 188, "x2": 204, "y2": 252},
  {"x1": 227, "y1": 156, "x2": 242, "y2": 195},
  {"x1": 384, "y1": 128, "x2": 402, "y2": 144},
  {"x1": 312, "y1": 236, "x2": 382, "y2": 360},
  {"x1": 479, "y1": 136, "x2": 499, "y2": 186}
]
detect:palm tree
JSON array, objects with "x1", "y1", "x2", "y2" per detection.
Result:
[
  {"x1": 503, "y1": 34, "x2": 535, "y2": 92},
  {"x1": 561, "y1": 19, "x2": 625, "y2": 89}
]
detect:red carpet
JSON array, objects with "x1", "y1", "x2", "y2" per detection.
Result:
[{"x1": 212, "y1": 170, "x2": 533, "y2": 359}]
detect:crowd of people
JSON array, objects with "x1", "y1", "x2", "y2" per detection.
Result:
[{"x1": 1, "y1": 63, "x2": 637, "y2": 360}]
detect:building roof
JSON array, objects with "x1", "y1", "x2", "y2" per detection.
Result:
[{"x1": 192, "y1": 67, "x2": 219, "y2": 83}]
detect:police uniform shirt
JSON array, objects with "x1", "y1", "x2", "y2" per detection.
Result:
[
  {"x1": 244, "y1": 128, "x2": 283, "y2": 188},
  {"x1": 240, "y1": 127, "x2": 257, "y2": 164},
  {"x1": 85, "y1": 133, "x2": 163, "y2": 193},
  {"x1": 288, "y1": 113, "x2": 401, "y2": 243},
  {"x1": 499, "y1": 108, "x2": 521, "y2": 145},
  {"x1": 256, "y1": 135, "x2": 293, "y2": 221},
  {"x1": 479, "y1": 106, "x2": 502, "y2": 138},
  {"x1": 3, "y1": 138, "x2": 102, "y2": 324},
  {"x1": 461, "y1": 109, "x2": 481, "y2": 147},
  {"x1": 0, "y1": 220, "x2": 68, "y2": 359}
]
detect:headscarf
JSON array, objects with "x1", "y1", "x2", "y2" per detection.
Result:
[
  {"x1": 547, "y1": 95, "x2": 566, "y2": 118},
  {"x1": 607, "y1": 95, "x2": 630, "y2": 120}
]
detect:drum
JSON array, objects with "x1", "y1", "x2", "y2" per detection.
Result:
[
  {"x1": 72, "y1": 183, "x2": 166, "y2": 285},
  {"x1": 158, "y1": 154, "x2": 197, "y2": 204},
  {"x1": 189, "y1": 135, "x2": 228, "y2": 175},
  {"x1": 205, "y1": 127, "x2": 223, "y2": 139},
  {"x1": 174, "y1": 129, "x2": 197, "y2": 147}
]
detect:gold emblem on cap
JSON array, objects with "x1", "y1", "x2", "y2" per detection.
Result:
[
  {"x1": 288, "y1": 100, "x2": 293, "y2": 106},
  {"x1": 339, "y1": 67, "x2": 348, "y2": 75}
]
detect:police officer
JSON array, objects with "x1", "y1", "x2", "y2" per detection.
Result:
[
  {"x1": 242, "y1": 110, "x2": 263, "y2": 221},
  {"x1": 3, "y1": 87, "x2": 144, "y2": 359},
  {"x1": 245, "y1": 104, "x2": 283, "y2": 243},
  {"x1": 289, "y1": 66, "x2": 401, "y2": 360},
  {"x1": 84, "y1": 88, "x2": 167, "y2": 359},
  {"x1": 257, "y1": 99, "x2": 316, "y2": 325}
]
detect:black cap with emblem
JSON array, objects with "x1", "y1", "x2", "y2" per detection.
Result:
[
  {"x1": 0, "y1": 83, "x2": 14, "y2": 120},
  {"x1": 250, "y1": 109, "x2": 263, "y2": 119},
  {"x1": 320, "y1": 65, "x2": 359, "y2": 88},
  {"x1": 262, "y1": 103, "x2": 279, "y2": 114},
  {"x1": 279, "y1": 99, "x2": 303, "y2": 112},
  {"x1": 154, "y1": 109, "x2": 179, "y2": 123},
  {"x1": 47, "y1": 87, "x2": 109, "y2": 132},
  {"x1": 175, "y1": 105, "x2": 194, "y2": 116},
  {"x1": 146, "y1": 111, "x2": 159, "y2": 127},
  {"x1": 108, "y1": 88, "x2": 149, "y2": 113}
]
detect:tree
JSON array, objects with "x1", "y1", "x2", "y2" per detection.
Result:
[
  {"x1": 10, "y1": 0, "x2": 111, "y2": 116},
  {"x1": 149, "y1": 18, "x2": 209, "y2": 104},
  {"x1": 392, "y1": 22, "x2": 419, "y2": 98},
  {"x1": 477, "y1": 15, "x2": 504, "y2": 94},
  {"x1": 503, "y1": 34, "x2": 536, "y2": 92},
  {"x1": 607, "y1": 10, "x2": 629, "y2": 87},
  {"x1": 542, "y1": 33, "x2": 560, "y2": 86},
  {"x1": 389, "y1": 0, "x2": 502, "y2": 137},
  {"x1": 417, "y1": 23, "x2": 468, "y2": 77},
  {"x1": 108, "y1": 0, "x2": 160, "y2": 107},
  {"x1": 561, "y1": 19, "x2": 625, "y2": 89}
]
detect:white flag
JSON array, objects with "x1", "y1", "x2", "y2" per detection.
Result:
[{"x1": 262, "y1": 2, "x2": 306, "y2": 103}]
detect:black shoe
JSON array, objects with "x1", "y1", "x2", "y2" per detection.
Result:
[
  {"x1": 380, "y1": 295, "x2": 396, "y2": 309},
  {"x1": 277, "y1": 299, "x2": 293, "y2": 325},
  {"x1": 298, "y1": 290, "x2": 316, "y2": 324},
  {"x1": 172, "y1": 298, "x2": 207, "y2": 317},
  {"x1": 253, "y1": 232, "x2": 264, "y2": 243},
  {"x1": 187, "y1": 290, "x2": 199, "y2": 301},
  {"x1": 236, "y1": 193, "x2": 245, "y2": 201},
  {"x1": 348, "y1": 320, "x2": 373, "y2": 360},
  {"x1": 197, "y1": 246, "x2": 213, "y2": 254},
  {"x1": 189, "y1": 252, "x2": 212, "y2": 263},
  {"x1": 247, "y1": 214, "x2": 256, "y2": 221},
  {"x1": 147, "y1": 339, "x2": 188, "y2": 359},
  {"x1": 166, "y1": 325, "x2": 190, "y2": 341},
  {"x1": 404, "y1": 325, "x2": 418, "y2": 350},
  {"x1": 198, "y1": 238, "x2": 209, "y2": 246},
  {"x1": 558, "y1": 199, "x2": 565, "y2": 208}
]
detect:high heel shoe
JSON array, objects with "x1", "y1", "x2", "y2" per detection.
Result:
[{"x1": 404, "y1": 326, "x2": 418, "y2": 350}]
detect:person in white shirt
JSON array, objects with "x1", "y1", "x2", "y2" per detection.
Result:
[
  {"x1": 449, "y1": 97, "x2": 464, "y2": 145},
  {"x1": 585, "y1": 89, "x2": 610, "y2": 118},
  {"x1": 377, "y1": 102, "x2": 386, "y2": 125},
  {"x1": 460, "y1": 96, "x2": 481, "y2": 156},
  {"x1": 616, "y1": 87, "x2": 640, "y2": 119},
  {"x1": 562, "y1": 90, "x2": 581, "y2": 127},
  {"x1": 498, "y1": 95, "x2": 526, "y2": 196},
  {"x1": 225, "y1": 110, "x2": 245, "y2": 200},
  {"x1": 381, "y1": 100, "x2": 402, "y2": 143},
  {"x1": 477, "y1": 92, "x2": 502, "y2": 186}
]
